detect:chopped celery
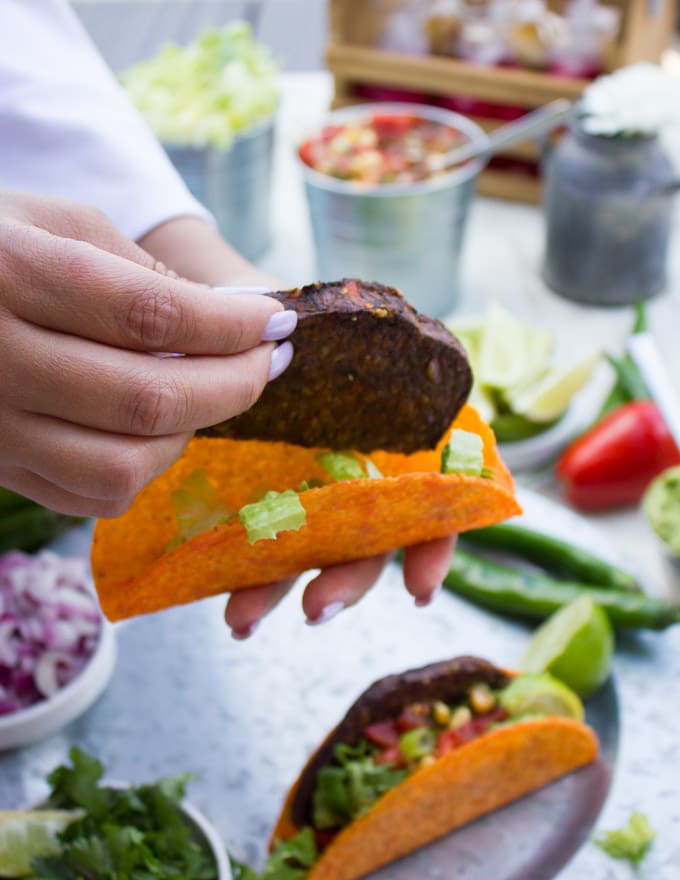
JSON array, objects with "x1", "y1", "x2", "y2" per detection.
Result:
[
  {"x1": 317, "y1": 452, "x2": 382, "y2": 482},
  {"x1": 441, "y1": 430, "x2": 485, "y2": 476},
  {"x1": 238, "y1": 490, "x2": 306, "y2": 544},
  {"x1": 167, "y1": 470, "x2": 233, "y2": 550}
]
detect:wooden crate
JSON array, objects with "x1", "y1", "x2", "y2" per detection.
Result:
[{"x1": 326, "y1": 0, "x2": 677, "y2": 203}]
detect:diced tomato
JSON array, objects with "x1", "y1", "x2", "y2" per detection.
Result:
[
  {"x1": 298, "y1": 141, "x2": 315, "y2": 167},
  {"x1": 364, "y1": 719, "x2": 400, "y2": 749},
  {"x1": 370, "y1": 113, "x2": 419, "y2": 139},
  {"x1": 436, "y1": 708, "x2": 509, "y2": 756},
  {"x1": 321, "y1": 124, "x2": 343, "y2": 143},
  {"x1": 374, "y1": 744, "x2": 403, "y2": 766},
  {"x1": 396, "y1": 707, "x2": 428, "y2": 732},
  {"x1": 435, "y1": 728, "x2": 463, "y2": 757}
]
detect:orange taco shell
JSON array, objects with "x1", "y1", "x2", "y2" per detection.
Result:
[
  {"x1": 271, "y1": 706, "x2": 599, "y2": 880},
  {"x1": 91, "y1": 405, "x2": 520, "y2": 622}
]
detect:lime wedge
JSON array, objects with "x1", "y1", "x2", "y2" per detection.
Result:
[
  {"x1": 508, "y1": 351, "x2": 600, "y2": 423},
  {"x1": 520, "y1": 595, "x2": 614, "y2": 697},
  {"x1": 0, "y1": 810, "x2": 82, "y2": 876},
  {"x1": 499, "y1": 673, "x2": 585, "y2": 722},
  {"x1": 477, "y1": 305, "x2": 553, "y2": 392}
]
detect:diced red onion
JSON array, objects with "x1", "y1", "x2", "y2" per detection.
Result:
[{"x1": 0, "y1": 550, "x2": 102, "y2": 715}]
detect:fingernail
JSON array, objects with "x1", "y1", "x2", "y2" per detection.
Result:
[
  {"x1": 262, "y1": 309, "x2": 298, "y2": 342},
  {"x1": 268, "y1": 340, "x2": 294, "y2": 382},
  {"x1": 214, "y1": 286, "x2": 272, "y2": 295},
  {"x1": 231, "y1": 620, "x2": 260, "y2": 641},
  {"x1": 306, "y1": 600, "x2": 345, "y2": 626},
  {"x1": 415, "y1": 583, "x2": 442, "y2": 607}
]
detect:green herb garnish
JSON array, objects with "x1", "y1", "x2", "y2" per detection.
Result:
[
  {"x1": 593, "y1": 812, "x2": 656, "y2": 867},
  {"x1": 30, "y1": 747, "x2": 217, "y2": 880},
  {"x1": 230, "y1": 828, "x2": 318, "y2": 880},
  {"x1": 238, "y1": 490, "x2": 307, "y2": 544}
]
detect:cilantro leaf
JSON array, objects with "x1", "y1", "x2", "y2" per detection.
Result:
[{"x1": 33, "y1": 750, "x2": 219, "y2": 880}]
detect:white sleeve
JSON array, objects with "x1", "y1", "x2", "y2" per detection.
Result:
[{"x1": 0, "y1": 0, "x2": 214, "y2": 241}]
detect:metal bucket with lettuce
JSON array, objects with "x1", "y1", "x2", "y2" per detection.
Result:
[{"x1": 122, "y1": 23, "x2": 278, "y2": 261}]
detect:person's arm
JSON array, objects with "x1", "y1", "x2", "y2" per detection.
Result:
[
  {"x1": 138, "y1": 216, "x2": 280, "y2": 288},
  {"x1": 0, "y1": 0, "x2": 209, "y2": 240}
]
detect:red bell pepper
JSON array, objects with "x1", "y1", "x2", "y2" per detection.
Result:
[{"x1": 557, "y1": 400, "x2": 680, "y2": 511}]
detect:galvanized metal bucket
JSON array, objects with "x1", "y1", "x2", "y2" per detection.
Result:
[
  {"x1": 164, "y1": 116, "x2": 275, "y2": 262},
  {"x1": 298, "y1": 103, "x2": 487, "y2": 318}
]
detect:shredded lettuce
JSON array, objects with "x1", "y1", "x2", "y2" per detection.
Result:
[
  {"x1": 238, "y1": 490, "x2": 306, "y2": 544},
  {"x1": 312, "y1": 742, "x2": 407, "y2": 830},
  {"x1": 317, "y1": 452, "x2": 383, "y2": 482},
  {"x1": 441, "y1": 430, "x2": 485, "y2": 477},
  {"x1": 122, "y1": 22, "x2": 279, "y2": 149},
  {"x1": 593, "y1": 812, "x2": 656, "y2": 866},
  {"x1": 167, "y1": 470, "x2": 233, "y2": 550}
]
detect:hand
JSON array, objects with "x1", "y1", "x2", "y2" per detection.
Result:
[
  {"x1": 224, "y1": 536, "x2": 456, "y2": 638},
  {"x1": 136, "y1": 216, "x2": 458, "y2": 636},
  {"x1": 0, "y1": 191, "x2": 293, "y2": 516}
]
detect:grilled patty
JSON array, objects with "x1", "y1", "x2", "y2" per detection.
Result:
[{"x1": 198, "y1": 279, "x2": 473, "y2": 454}]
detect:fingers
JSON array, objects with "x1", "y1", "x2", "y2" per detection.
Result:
[
  {"x1": 402, "y1": 535, "x2": 457, "y2": 605},
  {"x1": 0, "y1": 221, "x2": 283, "y2": 355},
  {"x1": 302, "y1": 554, "x2": 391, "y2": 624},
  {"x1": 4, "y1": 320, "x2": 281, "y2": 435},
  {"x1": 1, "y1": 413, "x2": 192, "y2": 515},
  {"x1": 2, "y1": 191, "x2": 158, "y2": 269},
  {"x1": 225, "y1": 537, "x2": 458, "y2": 641},
  {"x1": 224, "y1": 579, "x2": 297, "y2": 639}
]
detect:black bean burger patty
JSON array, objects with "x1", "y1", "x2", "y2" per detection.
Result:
[{"x1": 198, "y1": 279, "x2": 473, "y2": 453}]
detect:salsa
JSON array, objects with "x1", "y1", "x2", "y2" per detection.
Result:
[{"x1": 298, "y1": 112, "x2": 466, "y2": 185}]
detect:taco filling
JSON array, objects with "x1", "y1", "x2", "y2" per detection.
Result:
[{"x1": 263, "y1": 656, "x2": 598, "y2": 880}]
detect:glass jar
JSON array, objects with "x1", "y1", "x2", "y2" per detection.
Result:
[{"x1": 542, "y1": 122, "x2": 678, "y2": 306}]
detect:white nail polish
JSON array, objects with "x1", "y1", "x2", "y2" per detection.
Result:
[
  {"x1": 214, "y1": 286, "x2": 272, "y2": 295},
  {"x1": 268, "y1": 340, "x2": 294, "y2": 382},
  {"x1": 306, "y1": 600, "x2": 345, "y2": 626},
  {"x1": 415, "y1": 583, "x2": 442, "y2": 607}
]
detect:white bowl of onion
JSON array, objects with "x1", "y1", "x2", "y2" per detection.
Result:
[{"x1": 0, "y1": 550, "x2": 116, "y2": 751}]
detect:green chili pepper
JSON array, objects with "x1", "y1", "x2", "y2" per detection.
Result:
[
  {"x1": 597, "y1": 301, "x2": 650, "y2": 421},
  {"x1": 444, "y1": 549, "x2": 680, "y2": 631},
  {"x1": 461, "y1": 523, "x2": 641, "y2": 593}
]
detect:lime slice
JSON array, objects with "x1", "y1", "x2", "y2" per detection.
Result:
[
  {"x1": 499, "y1": 673, "x2": 585, "y2": 721},
  {"x1": 508, "y1": 351, "x2": 600, "y2": 423},
  {"x1": 477, "y1": 305, "x2": 553, "y2": 392},
  {"x1": 520, "y1": 595, "x2": 614, "y2": 697},
  {"x1": 0, "y1": 810, "x2": 82, "y2": 876}
]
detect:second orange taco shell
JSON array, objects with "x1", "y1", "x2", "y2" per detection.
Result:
[{"x1": 91, "y1": 405, "x2": 520, "y2": 622}]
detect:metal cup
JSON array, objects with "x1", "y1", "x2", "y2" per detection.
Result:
[
  {"x1": 164, "y1": 116, "x2": 275, "y2": 262},
  {"x1": 298, "y1": 103, "x2": 486, "y2": 318}
]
